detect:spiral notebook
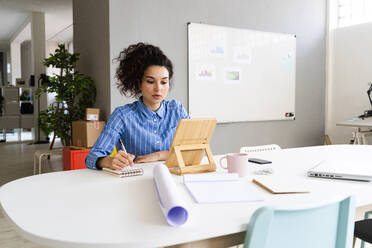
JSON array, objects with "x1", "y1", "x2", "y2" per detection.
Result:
[{"x1": 102, "y1": 167, "x2": 144, "y2": 177}]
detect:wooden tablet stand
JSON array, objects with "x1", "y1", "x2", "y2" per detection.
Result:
[{"x1": 165, "y1": 118, "x2": 217, "y2": 175}]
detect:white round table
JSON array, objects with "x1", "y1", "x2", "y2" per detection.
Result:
[{"x1": 1, "y1": 145, "x2": 372, "y2": 248}]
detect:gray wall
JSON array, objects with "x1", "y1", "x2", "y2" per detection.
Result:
[
  {"x1": 0, "y1": 52, "x2": 3, "y2": 85},
  {"x1": 108, "y1": 0, "x2": 326, "y2": 154},
  {"x1": 1, "y1": 51, "x2": 6, "y2": 85},
  {"x1": 21, "y1": 40, "x2": 32, "y2": 85},
  {"x1": 0, "y1": 42, "x2": 9, "y2": 85},
  {"x1": 73, "y1": 0, "x2": 111, "y2": 120}
]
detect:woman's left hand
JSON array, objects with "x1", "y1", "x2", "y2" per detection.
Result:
[{"x1": 135, "y1": 151, "x2": 168, "y2": 163}]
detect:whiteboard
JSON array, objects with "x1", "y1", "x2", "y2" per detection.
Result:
[{"x1": 188, "y1": 23, "x2": 296, "y2": 123}]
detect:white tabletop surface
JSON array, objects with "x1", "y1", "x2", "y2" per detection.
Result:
[
  {"x1": 1, "y1": 145, "x2": 372, "y2": 248},
  {"x1": 336, "y1": 117, "x2": 372, "y2": 127}
]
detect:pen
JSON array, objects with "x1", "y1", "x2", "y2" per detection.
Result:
[
  {"x1": 118, "y1": 137, "x2": 133, "y2": 168},
  {"x1": 118, "y1": 137, "x2": 127, "y2": 153}
]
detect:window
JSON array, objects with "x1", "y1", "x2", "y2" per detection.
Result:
[
  {"x1": 337, "y1": 0, "x2": 372, "y2": 27},
  {"x1": 67, "y1": 41, "x2": 73, "y2": 54}
]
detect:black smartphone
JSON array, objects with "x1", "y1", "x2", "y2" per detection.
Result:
[{"x1": 248, "y1": 158, "x2": 272, "y2": 164}]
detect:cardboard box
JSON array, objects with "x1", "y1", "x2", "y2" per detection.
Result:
[
  {"x1": 72, "y1": 121, "x2": 104, "y2": 148},
  {"x1": 85, "y1": 108, "x2": 100, "y2": 121}
]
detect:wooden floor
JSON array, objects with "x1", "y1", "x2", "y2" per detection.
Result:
[{"x1": 0, "y1": 142, "x2": 62, "y2": 248}]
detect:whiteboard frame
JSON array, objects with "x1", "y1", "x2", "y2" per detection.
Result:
[{"x1": 187, "y1": 22, "x2": 296, "y2": 123}]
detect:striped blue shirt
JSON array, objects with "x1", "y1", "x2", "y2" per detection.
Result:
[{"x1": 85, "y1": 98, "x2": 190, "y2": 170}]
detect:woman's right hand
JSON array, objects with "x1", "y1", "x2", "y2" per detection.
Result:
[{"x1": 97, "y1": 151, "x2": 135, "y2": 170}]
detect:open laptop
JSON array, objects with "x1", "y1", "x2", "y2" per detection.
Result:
[{"x1": 307, "y1": 159, "x2": 372, "y2": 182}]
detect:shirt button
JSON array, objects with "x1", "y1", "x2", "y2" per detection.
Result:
[
  {"x1": 156, "y1": 141, "x2": 160, "y2": 144},
  {"x1": 154, "y1": 119, "x2": 157, "y2": 122},
  {"x1": 154, "y1": 130, "x2": 157, "y2": 133}
]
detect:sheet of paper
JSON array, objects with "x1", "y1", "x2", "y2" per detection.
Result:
[
  {"x1": 183, "y1": 172, "x2": 239, "y2": 182},
  {"x1": 184, "y1": 173, "x2": 263, "y2": 203}
]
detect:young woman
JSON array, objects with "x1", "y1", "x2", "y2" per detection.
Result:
[{"x1": 86, "y1": 43, "x2": 189, "y2": 170}]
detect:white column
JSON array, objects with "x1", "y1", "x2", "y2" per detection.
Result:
[
  {"x1": 10, "y1": 42, "x2": 21, "y2": 85},
  {"x1": 73, "y1": 0, "x2": 111, "y2": 120},
  {"x1": 325, "y1": 0, "x2": 338, "y2": 142},
  {"x1": 6, "y1": 50, "x2": 11, "y2": 84},
  {"x1": 31, "y1": 12, "x2": 47, "y2": 142}
]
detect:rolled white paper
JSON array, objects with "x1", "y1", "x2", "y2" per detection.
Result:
[{"x1": 153, "y1": 163, "x2": 189, "y2": 226}]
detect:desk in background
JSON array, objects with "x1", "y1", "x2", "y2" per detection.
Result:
[
  {"x1": 1, "y1": 145, "x2": 372, "y2": 248},
  {"x1": 337, "y1": 118, "x2": 372, "y2": 144}
]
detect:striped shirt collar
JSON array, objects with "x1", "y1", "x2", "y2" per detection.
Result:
[{"x1": 138, "y1": 96, "x2": 165, "y2": 119}]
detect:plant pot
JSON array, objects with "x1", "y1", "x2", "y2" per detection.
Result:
[{"x1": 62, "y1": 147, "x2": 91, "y2": 170}]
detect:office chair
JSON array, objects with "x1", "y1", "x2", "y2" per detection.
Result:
[
  {"x1": 240, "y1": 144, "x2": 281, "y2": 154},
  {"x1": 354, "y1": 218, "x2": 372, "y2": 248},
  {"x1": 244, "y1": 195, "x2": 355, "y2": 248}
]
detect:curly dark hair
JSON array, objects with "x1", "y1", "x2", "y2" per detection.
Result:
[{"x1": 115, "y1": 42, "x2": 174, "y2": 98}]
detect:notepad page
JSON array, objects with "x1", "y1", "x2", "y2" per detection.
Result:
[{"x1": 102, "y1": 167, "x2": 143, "y2": 177}]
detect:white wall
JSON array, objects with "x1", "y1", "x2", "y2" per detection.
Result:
[
  {"x1": 327, "y1": 22, "x2": 372, "y2": 144},
  {"x1": 46, "y1": 40, "x2": 59, "y2": 72},
  {"x1": 10, "y1": 19, "x2": 31, "y2": 86}
]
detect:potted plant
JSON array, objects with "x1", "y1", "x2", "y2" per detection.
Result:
[{"x1": 36, "y1": 44, "x2": 96, "y2": 147}]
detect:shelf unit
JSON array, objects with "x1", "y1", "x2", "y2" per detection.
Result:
[{"x1": 0, "y1": 86, "x2": 35, "y2": 141}]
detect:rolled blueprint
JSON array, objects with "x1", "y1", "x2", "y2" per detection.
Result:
[{"x1": 153, "y1": 163, "x2": 189, "y2": 226}]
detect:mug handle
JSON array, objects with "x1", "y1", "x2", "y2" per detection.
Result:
[{"x1": 219, "y1": 156, "x2": 227, "y2": 169}]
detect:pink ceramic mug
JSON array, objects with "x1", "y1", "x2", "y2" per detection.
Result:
[{"x1": 219, "y1": 153, "x2": 250, "y2": 177}]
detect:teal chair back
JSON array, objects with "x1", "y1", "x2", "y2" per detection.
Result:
[{"x1": 244, "y1": 195, "x2": 355, "y2": 248}]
